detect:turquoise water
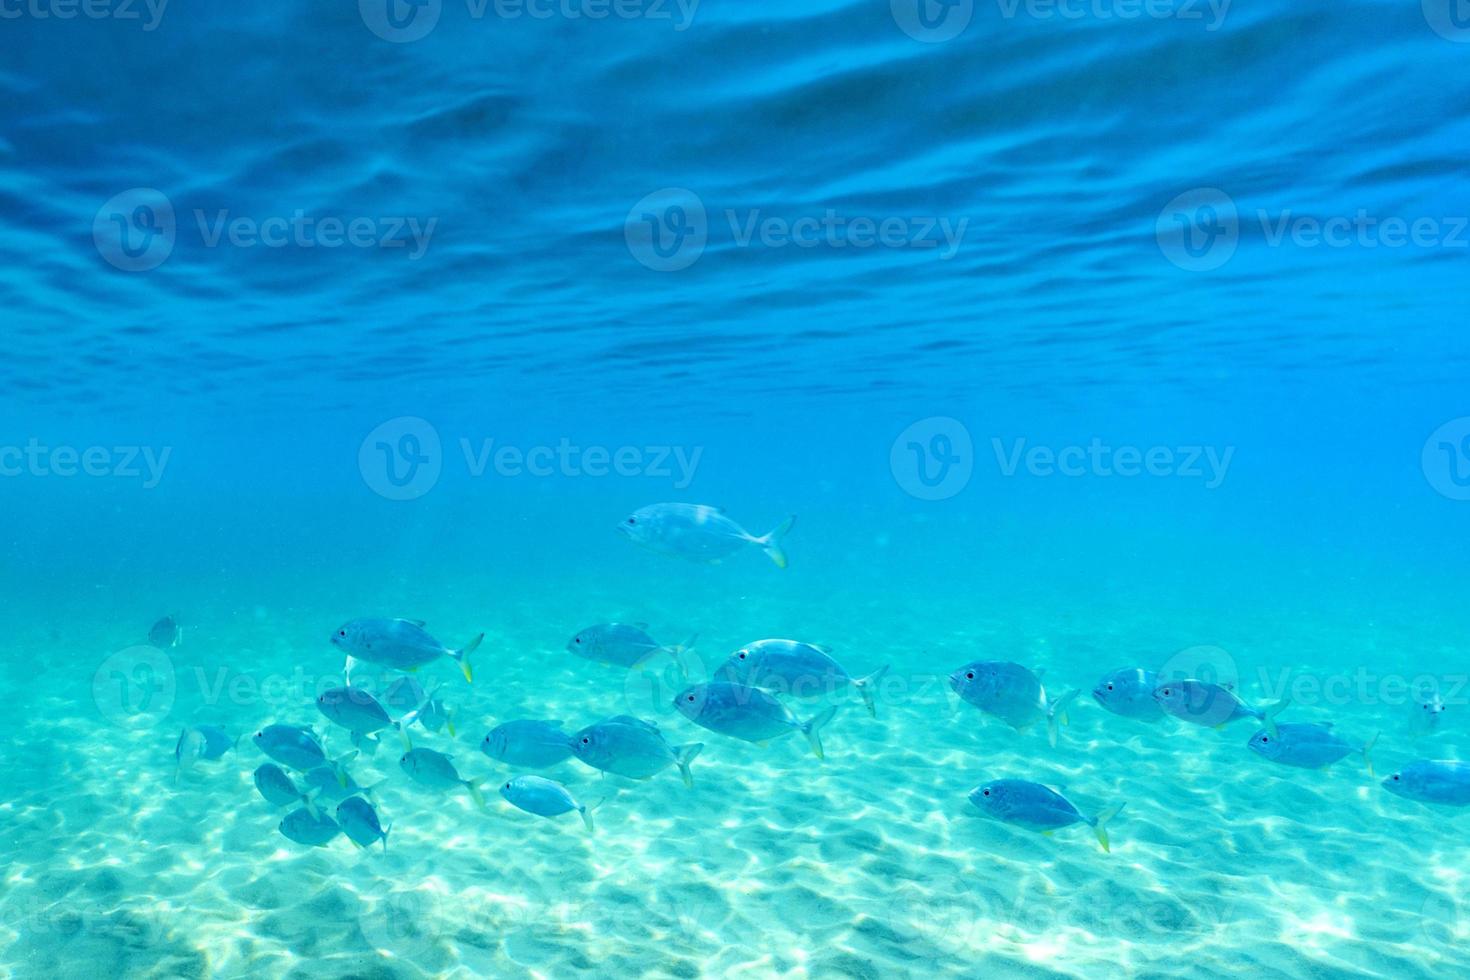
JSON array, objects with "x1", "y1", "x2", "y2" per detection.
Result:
[{"x1": 6, "y1": 2, "x2": 1470, "y2": 978}]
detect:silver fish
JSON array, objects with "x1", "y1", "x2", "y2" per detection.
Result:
[
  {"x1": 1409, "y1": 692, "x2": 1446, "y2": 737},
  {"x1": 316, "y1": 685, "x2": 426, "y2": 750},
  {"x1": 1248, "y1": 723, "x2": 1375, "y2": 773},
  {"x1": 716, "y1": 639, "x2": 889, "y2": 716},
  {"x1": 1383, "y1": 760, "x2": 1470, "y2": 807},
  {"x1": 336, "y1": 796, "x2": 391, "y2": 853},
  {"x1": 500, "y1": 775, "x2": 595, "y2": 831},
  {"x1": 399, "y1": 747, "x2": 486, "y2": 809},
  {"x1": 330, "y1": 618, "x2": 482, "y2": 683},
  {"x1": 567, "y1": 623, "x2": 695, "y2": 671},
  {"x1": 384, "y1": 676, "x2": 455, "y2": 735},
  {"x1": 174, "y1": 725, "x2": 233, "y2": 781},
  {"x1": 481, "y1": 720, "x2": 574, "y2": 768},
  {"x1": 253, "y1": 763, "x2": 319, "y2": 816},
  {"x1": 278, "y1": 807, "x2": 341, "y2": 848},
  {"x1": 1153, "y1": 680, "x2": 1287, "y2": 734},
  {"x1": 148, "y1": 615, "x2": 181, "y2": 649},
  {"x1": 949, "y1": 661, "x2": 1079, "y2": 747},
  {"x1": 673, "y1": 682, "x2": 836, "y2": 759},
  {"x1": 969, "y1": 778, "x2": 1123, "y2": 852},
  {"x1": 252, "y1": 724, "x2": 353, "y2": 780},
  {"x1": 570, "y1": 716, "x2": 702, "y2": 785},
  {"x1": 1091, "y1": 668, "x2": 1163, "y2": 721},
  {"x1": 618, "y1": 503, "x2": 795, "y2": 568}
]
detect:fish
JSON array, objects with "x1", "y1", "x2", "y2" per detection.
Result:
[
  {"x1": 715, "y1": 639, "x2": 890, "y2": 717},
  {"x1": 148, "y1": 615, "x2": 182, "y2": 649},
  {"x1": 1382, "y1": 760, "x2": 1470, "y2": 807},
  {"x1": 568, "y1": 623, "x2": 696, "y2": 672},
  {"x1": 315, "y1": 685, "x2": 426, "y2": 749},
  {"x1": 330, "y1": 618, "x2": 482, "y2": 683},
  {"x1": 399, "y1": 747, "x2": 486, "y2": 809},
  {"x1": 673, "y1": 682, "x2": 837, "y2": 759},
  {"x1": 1409, "y1": 692, "x2": 1446, "y2": 737},
  {"x1": 569, "y1": 716, "x2": 703, "y2": 786},
  {"x1": 948, "y1": 662, "x2": 1080, "y2": 747},
  {"x1": 253, "y1": 763, "x2": 320, "y2": 816},
  {"x1": 1153, "y1": 680, "x2": 1288, "y2": 734},
  {"x1": 499, "y1": 775, "x2": 596, "y2": 831},
  {"x1": 278, "y1": 807, "x2": 341, "y2": 848},
  {"x1": 174, "y1": 724, "x2": 234, "y2": 781},
  {"x1": 618, "y1": 503, "x2": 796, "y2": 569},
  {"x1": 481, "y1": 720, "x2": 574, "y2": 768},
  {"x1": 1091, "y1": 668, "x2": 1164, "y2": 721},
  {"x1": 968, "y1": 778, "x2": 1124, "y2": 852},
  {"x1": 1248, "y1": 723, "x2": 1376, "y2": 774},
  {"x1": 336, "y1": 796, "x2": 391, "y2": 854},
  {"x1": 251, "y1": 724, "x2": 354, "y2": 782},
  {"x1": 304, "y1": 765, "x2": 380, "y2": 805},
  {"x1": 383, "y1": 676, "x2": 455, "y2": 735}
]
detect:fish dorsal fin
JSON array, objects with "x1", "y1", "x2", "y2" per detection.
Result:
[
  {"x1": 608, "y1": 714, "x2": 645, "y2": 726},
  {"x1": 634, "y1": 622, "x2": 649, "y2": 631},
  {"x1": 814, "y1": 644, "x2": 834, "y2": 654},
  {"x1": 546, "y1": 720, "x2": 565, "y2": 728},
  {"x1": 406, "y1": 619, "x2": 427, "y2": 628}
]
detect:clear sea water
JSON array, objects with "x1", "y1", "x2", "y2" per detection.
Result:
[{"x1": 5, "y1": 1, "x2": 1470, "y2": 977}]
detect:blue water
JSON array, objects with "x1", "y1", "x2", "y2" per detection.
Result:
[{"x1": 5, "y1": 2, "x2": 1470, "y2": 977}]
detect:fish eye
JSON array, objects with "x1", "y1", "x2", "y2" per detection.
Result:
[
  {"x1": 1106, "y1": 684, "x2": 1114, "y2": 691},
  {"x1": 982, "y1": 789, "x2": 990, "y2": 796},
  {"x1": 504, "y1": 782, "x2": 512, "y2": 790},
  {"x1": 338, "y1": 630, "x2": 346, "y2": 636},
  {"x1": 1162, "y1": 688, "x2": 1172, "y2": 696},
  {"x1": 627, "y1": 518, "x2": 636, "y2": 525},
  {"x1": 1260, "y1": 736, "x2": 1269, "y2": 743},
  {"x1": 739, "y1": 652, "x2": 747, "y2": 660},
  {"x1": 686, "y1": 694, "x2": 696, "y2": 702},
  {"x1": 574, "y1": 637, "x2": 581, "y2": 644},
  {"x1": 965, "y1": 671, "x2": 974, "y2": 680},
  {"x1": 1393, "y1": 774, "x2": 1401, "y2": 781},
  {"x1": 582, "y1": 737, "x2": 590, "y2": 744}
]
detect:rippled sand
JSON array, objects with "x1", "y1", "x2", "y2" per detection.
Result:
[{"x1": 6, "y1": 584, "x2": 1469, "y2": 980}]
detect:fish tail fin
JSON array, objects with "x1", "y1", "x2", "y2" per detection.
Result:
[
  {"x1": 466, "y1": 777, "x2": 487, "y2": 811},
  {"x1": 754, "y1": 515, "x2": 796, "y2": 569},
  {"x1": 382, "y1": 819, "x2": 392, "y2": 855},
  {"x1": 853, "y1": 664, "x2": 891, "y2": 717},
  {"x1": 303, "y1": 787, "x2": 323, "y2": 821},
  {"x1": 1046, "y1": 689, "x2": 1081, "y2": 748},
  {"x1": 1363, "y1": 732, "x2": 1379, "y2": 777},
  {"x1": 450, "y1": 633, "x2": 483, "y2": 683},
  {"x1": 675, "y1": 743, "x2": 704, "y2": 788},
  {"x1": 1261, "y1": 697, "x2": 1291, "y2": 738},
  {"x1": 580, "y1": 805, "x2": 595, "y2": 833},
  {"x1": 343, "y1": 654, "x2": 357, "y2": 685},
  {"x1": 445, "y1": 706, "x2": 457, "y2": 738},
  {"x1": 1092, "y1": 803, "x2": 1124, "y2": 853},
  {"x1": 332, "y1": 750, "x2": 360, "y2": 788},
  {"x1": 662, "y1": 634, "x2": 699, "y2": 681},
  {"x1": 801, "y1": 706, "x2": 838, "y2": 760}
]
